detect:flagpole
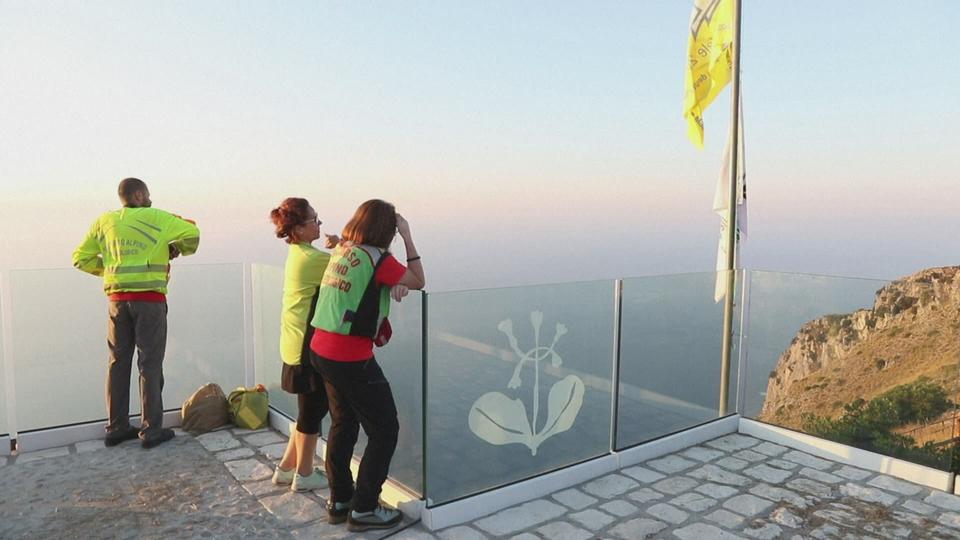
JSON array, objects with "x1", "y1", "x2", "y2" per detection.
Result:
[{"x1": 718, "y1": 0, "x2": 743, "y2": 416}]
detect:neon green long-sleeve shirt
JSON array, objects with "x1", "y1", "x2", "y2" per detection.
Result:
[{"x1": 72, "y1": 207, "x2": 200, "y2": 295}]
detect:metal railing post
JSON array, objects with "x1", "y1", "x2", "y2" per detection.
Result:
[
  {"x1": 609, "y1": 279, "x2": 623, "y2": 453},
  {"x1": 242, "y1": 263, "x2": 256, "y2": 387},
  {"x1": 735, "y1": 269, "x2": 751, "y2": 415},
  {"x1": 421, "y1": 291, "x2": 430, "y2": 505},
  {"x1": 1, "y1": 271, "x2": 20, "y2": 450}
]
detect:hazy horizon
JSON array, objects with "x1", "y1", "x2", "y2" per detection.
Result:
[{"x1": 1, "y1": 2, "x2": 957, "y2": 291}]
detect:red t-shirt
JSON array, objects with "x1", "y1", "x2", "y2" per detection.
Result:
[{"x1": 310, "y1": 253, "x2": 407, "y2": 362}]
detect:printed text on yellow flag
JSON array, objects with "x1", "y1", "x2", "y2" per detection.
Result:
[{"x1": 683, "y1": 0, "x2": 734, "y2": 149}]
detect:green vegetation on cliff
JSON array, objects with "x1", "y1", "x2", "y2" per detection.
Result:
[{"x1": 802, "y1": 379, "x2": 958, "y2": 471}]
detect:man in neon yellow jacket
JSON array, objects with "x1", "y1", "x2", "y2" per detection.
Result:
[{"x1": 73, "y1": 178, "x2": 200, "y2": 449}]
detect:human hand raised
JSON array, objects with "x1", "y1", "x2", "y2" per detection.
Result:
[
  {"x1": 396, "y1": 214, "x2": 411, "y2": 238},
  {"x1": 324, "y1": 234, "x2": 340, "y2": 249}
]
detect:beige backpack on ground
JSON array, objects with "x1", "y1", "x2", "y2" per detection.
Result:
[{"x1": 180, "y1": 383, "x2": 230, "y2": 434}]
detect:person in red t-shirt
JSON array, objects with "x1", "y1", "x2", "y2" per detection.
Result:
[{"x1": 309, "y1": 199, "x2": 424, "y2": 532}]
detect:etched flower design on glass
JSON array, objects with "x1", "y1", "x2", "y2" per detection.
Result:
[{"x1": 468, "y1": 310, "x2": 584, "y2": 456}]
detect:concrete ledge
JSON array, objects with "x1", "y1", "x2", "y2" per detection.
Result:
[
  {"x1": 0, "y1": 435, "x2": 10, "y2": 456},
  {"x1": 616, "y1": 414, "x2": 740, "y2": 468},
  {"x1": 739, "y1": 417, "x2": 954, "y2": 493},
  {"x1": 267, "y1": 408, "x2": 425, "y2": 520},
  {"x1": 16, "y1": 410, "x2": 182, "y2": 453},
  {"x1": 268, "y1": 408, "x2": 295, "y2": 437}
]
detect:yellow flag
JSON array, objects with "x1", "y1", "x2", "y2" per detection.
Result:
[{"x1": 683, "y1": 0, "x2": 735, "y2": 148}]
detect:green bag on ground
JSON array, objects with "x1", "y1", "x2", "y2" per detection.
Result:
[{"x1": 227, "y1": 385, "x2": 269, "y2": 430}]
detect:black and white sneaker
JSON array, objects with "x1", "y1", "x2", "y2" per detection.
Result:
[
  {"x1": 326, "y1": 500, "x2": 351, "y2": 524},
  {"x1": 347, "y1": 505, "x2": 401, "y2": 532}
]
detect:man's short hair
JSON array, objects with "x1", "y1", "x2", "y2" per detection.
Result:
[{"x1": 118, "y1": 177, "x2": 148, "y2": 205}]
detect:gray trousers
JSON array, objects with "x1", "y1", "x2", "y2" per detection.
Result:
[{"x1": 107, "y1": 301, "x2": 167, "y2": 439}]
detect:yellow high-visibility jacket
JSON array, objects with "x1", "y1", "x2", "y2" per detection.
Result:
[{"x1": 72, "y1": 207, "x2": 200, "y2": 295}]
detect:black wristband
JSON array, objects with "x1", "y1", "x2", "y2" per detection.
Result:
[{"x1": 406, "y1": 256, "x2": 421, "y2": 262}]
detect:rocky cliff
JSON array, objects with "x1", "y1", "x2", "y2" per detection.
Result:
[{"x1": 759, "y1": 266, "x2": 960, "y2": 430}]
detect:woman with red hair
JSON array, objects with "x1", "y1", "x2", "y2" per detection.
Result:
[{"x1": 268, "y1": 197, "x2": 337, "y2": 492}]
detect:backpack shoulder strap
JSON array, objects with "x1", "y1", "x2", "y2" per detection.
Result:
[{"x1": 357, "y1": 244, "x2": 389, "y2": 272}]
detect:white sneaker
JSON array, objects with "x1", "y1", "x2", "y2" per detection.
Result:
[
  {"x1": 292, "y1": 467, "x2": 327, "y2": 492},
  {"x1": 272, "y1": 465, "x2": 295, "y2": 486}
]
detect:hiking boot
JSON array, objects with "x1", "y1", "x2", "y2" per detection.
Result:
[
  {"x1": 272, "y1": 465, "x2": 295, "y2": 486},
  {"x1": 104, "y1": 426, "x2": 140, "y2": 447},
  {"x1": 326, "y1": 499, "x2": 351, "y2": 524},
  {"x1": 292, "y1": 467, "x2": 327, "y2": 492},
  {"x1": 347, "y1": 505, "x2": 402, "y2": 532},
  {"x1": 141, "y1": 428, "x2": 175, "y2": 449}
]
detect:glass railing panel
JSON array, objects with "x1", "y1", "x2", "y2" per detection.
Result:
[
  {"x1": 745, "y1": 269, "x2": 960, "y2": 472},
  {"x1": 9, "y1": 265, "x2": 245, "y2": 432},
  {"x1": 332, "y1": 292, "x2": 424, "y2": 496},
  {"x1": 370, "y1": 291, "x2": 423, "y2": 495},
  {"x1": 0, "y1": 277, "x2": 8, "y2": 437},
  {"x1": 9, "y1": 269, "x2": 109, "y2": 431},
  {"x1": 616, "y1": 271, "x2": 742, "y2": 450},
  {"x1": 425, "y1": 281, "x2": 615, "y2": 505},
  {"x1": 251, "y1": 264, "x2": 297, "y2": 420},
  {"x1": 164, "y1": 264, "x2": 246, "y2": 411}
]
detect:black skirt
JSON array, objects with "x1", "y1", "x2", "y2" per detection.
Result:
[
  {"x1": 282, "y1": 291, "x2": 325, "y2": 394},
  {"x1": 281, "y1": 361, "x2": 324, "y2": 394}
]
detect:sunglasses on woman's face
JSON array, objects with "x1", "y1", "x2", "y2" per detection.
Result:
[{"x1": 303, "y1": 217, "x2": 321, "y2": 226}]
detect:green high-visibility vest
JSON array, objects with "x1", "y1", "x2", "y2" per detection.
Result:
[
  {"x1": 310, "y1": 243, "x2": 391, "y2": 337},
  {"x1": 72, "y1": 207, "x2": 200, "y2": 295}
]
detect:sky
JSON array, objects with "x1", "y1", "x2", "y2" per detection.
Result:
[{"x1": 1, "y1": 1, "x2": 957, "y2": 291}]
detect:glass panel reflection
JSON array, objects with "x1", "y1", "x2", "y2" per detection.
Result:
[
  {"x1": 10, "y1": 265, "x2": 245, "y2": 432},
  {"x1": 251, "y1": 264, "x2": 297, "y2": 420},
  {"x1": 425, "y1": 281, "x2": 614, "y2": 505},
  {"x1": 616, "y1": 272, "x2": 741, "y2": 450},
  {"x1": 371, "y1": 291, "x2": 423, "y2": 495},
  {"x1": 746, "y1": 269, "x2": 960, "y2": 472},
  {"x1": 9, "y1": 269, "x2": 109, "y2": 431},
  {"x1": 0, "y1": 280, "x2": 7, "y2": 437},
  {"x1": 164, "y1": 264, "x2": 246, "y2": 412}
]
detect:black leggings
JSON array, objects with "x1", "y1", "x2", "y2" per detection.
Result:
[{"x1": 296, "y1": 389, "x2": 328, "y2": 435}]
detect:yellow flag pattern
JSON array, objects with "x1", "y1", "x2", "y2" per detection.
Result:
[{"x1": 683, "y1": 0, "x2": 735, "y2": 148}]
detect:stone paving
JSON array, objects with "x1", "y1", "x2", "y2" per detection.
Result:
[
  {"x1": 0, "y1": 427, "x2": 412, "y2": 539},
  {"x1": 402, "y1": 434, "x2": 960, "y2": 540},
  {"x1": 3, "y1": 431, "x2": 960, "y2": 539}
]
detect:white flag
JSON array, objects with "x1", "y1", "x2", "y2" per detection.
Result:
[{"x1": 714, "y1": 102, "x2": 746, "y2": 302}]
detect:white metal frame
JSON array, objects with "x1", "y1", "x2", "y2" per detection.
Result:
[{"x1": 1, "y1": 271, "x2": 19, "y2": 446}]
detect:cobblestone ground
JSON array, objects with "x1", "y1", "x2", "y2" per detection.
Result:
[
  {"x1": 395, "y1": 434, "x2": 960, "y2": 540},
  {"x1": 0, "y1": 427, "x2": 413, "y2": 539},
  {"x1": 5, "y1": 431, "x2": 960, "y2": 539}
]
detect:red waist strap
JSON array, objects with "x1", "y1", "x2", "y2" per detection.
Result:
[{"x1": 108, "y1": 292, "x2": 166, "y2": 303}]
